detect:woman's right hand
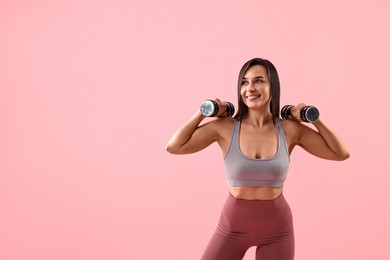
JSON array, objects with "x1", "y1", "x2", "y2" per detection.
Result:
[{"x1": 213, "y1": 98, "x2": 229, "y2": 118}]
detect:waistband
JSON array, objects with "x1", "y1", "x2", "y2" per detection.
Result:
[{"x1": 223, "y1": 192, "x2": 290, "y2": 220}]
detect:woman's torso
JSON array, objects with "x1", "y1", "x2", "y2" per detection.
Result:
[{"x1": 215, "y1": 117, "x2": 295, "y2": 200}]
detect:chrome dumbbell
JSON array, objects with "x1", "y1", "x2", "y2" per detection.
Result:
[
  {"x1": 200, "y1": 99, "x2": 235, "y2": 117},
  {"x1": 281, "y1": 105, "x2": 320, "y2": 123}
]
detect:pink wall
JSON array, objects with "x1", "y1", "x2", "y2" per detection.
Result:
[{"x1": 1, "y1": 0, "x2": 389, "y2": 259}]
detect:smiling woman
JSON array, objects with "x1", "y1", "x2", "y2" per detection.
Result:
[
  {"x1": 166, "y1": 57, "x2": 349, "y2": 260},
  {"x1": 235, "y1": 59, "x2": 281, "y2": 124}
]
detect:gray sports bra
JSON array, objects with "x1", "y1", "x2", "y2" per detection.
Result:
[{"x1": 224, "y1": 118, "x2": 290, "y2": 187}]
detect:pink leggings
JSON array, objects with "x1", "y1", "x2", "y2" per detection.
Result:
[{"x1": 201, "y1": 193, "x2": 294, "y2": 260}]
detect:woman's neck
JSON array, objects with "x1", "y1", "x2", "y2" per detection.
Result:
[{"x1": 243, "y1": 109, "x2": 273, "y2": 127}]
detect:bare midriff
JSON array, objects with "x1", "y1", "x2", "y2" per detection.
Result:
[{"x1": 229, "y1": 186, "x2": 283, "y2": 200}]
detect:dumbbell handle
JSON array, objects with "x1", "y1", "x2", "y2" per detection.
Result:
[{"x1": 281, "y1": 105, "x2": 320, "y2": 123}]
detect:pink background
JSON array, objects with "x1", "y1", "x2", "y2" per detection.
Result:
[{"x1": 1, "y1": 0, "x2": 389, "y2": 259}]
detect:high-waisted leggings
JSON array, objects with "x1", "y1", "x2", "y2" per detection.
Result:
[{"x1": 201, "y1": 193, "x2": 294, "y2": 260}]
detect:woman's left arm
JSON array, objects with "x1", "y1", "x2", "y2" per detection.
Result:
[
  {"x1": 303, "y1": 119, "x2": 350, "y2": 160},
  {"x1": 288, "y1": 104, "x2": 350, "y2": 161}
]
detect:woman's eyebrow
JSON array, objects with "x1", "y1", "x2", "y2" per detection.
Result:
[{"x1": 242, "y1": 76, "x2": 265, "y2": 80}]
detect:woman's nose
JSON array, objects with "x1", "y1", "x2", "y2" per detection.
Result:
[{"x1": 246, "y1": 84, "x2": 255, "y2": 92}]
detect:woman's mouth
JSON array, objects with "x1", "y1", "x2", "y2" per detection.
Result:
[{"x1": 246, "y1": 95, "x2": 260, "y2": 100}]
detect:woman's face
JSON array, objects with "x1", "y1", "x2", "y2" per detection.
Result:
[{"x1": 240, "y1": 65, "x2": 271, "y2": 110}]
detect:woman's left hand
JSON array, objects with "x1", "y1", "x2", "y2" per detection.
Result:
[{"x1": 289, "y1": 103, "x2": 306, "y2": 122}]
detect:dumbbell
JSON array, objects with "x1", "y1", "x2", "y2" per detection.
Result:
[
  {"x1": 281, "y1": 105, "x2": 320, "y2": 123},
  {"x1": 200, "y1": 99, "x2": 235, "y2": 117}
]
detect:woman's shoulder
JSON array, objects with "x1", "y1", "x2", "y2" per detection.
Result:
[
  {"x1": 210, "y1": 116, "x2": 236, "y2": 128},
  {"x1": 280, "y1": 118, "x2": 304, "y2": 133},
  {"x1": 205, "y1": 117, "x2": 236, "y2": 138},
  {"x1": 280, "y1": 117, "x2": 296, "y2": 127},
  {"x1": 280, "y1": 118, "x2": 308, "y2": 142}
]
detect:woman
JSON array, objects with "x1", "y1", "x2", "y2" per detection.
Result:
[{"x1": 166, "y1": 58, "x2": 349, "y2": 260}]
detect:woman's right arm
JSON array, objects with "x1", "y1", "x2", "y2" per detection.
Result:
[{"x1": 165, "y1": 110, "x2": 221, "y2": 154}]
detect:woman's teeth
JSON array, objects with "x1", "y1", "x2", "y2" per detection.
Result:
[{"x1": 247, "y1": 95, "x2": 260, "y2": 100}]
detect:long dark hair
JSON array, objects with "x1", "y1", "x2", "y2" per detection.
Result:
[{"x1": 234, "y1": 58, "x2": 281, "y2": 122}]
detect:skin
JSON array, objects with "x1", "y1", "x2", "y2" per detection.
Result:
[{"x1": 166, "y1": 65, "x2": 350, "y2": 200}]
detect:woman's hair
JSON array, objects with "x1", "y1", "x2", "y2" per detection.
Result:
[{"x1": 234, "y1": 58, "x2": 281, "y2": 122}]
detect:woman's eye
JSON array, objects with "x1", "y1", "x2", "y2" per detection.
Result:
[
  {"x1": 256, "y1": 80, "x2": 262, "y2": 84},
  {"x1": 241, "y1": 81, "x2": 248, "y2": 86}
]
